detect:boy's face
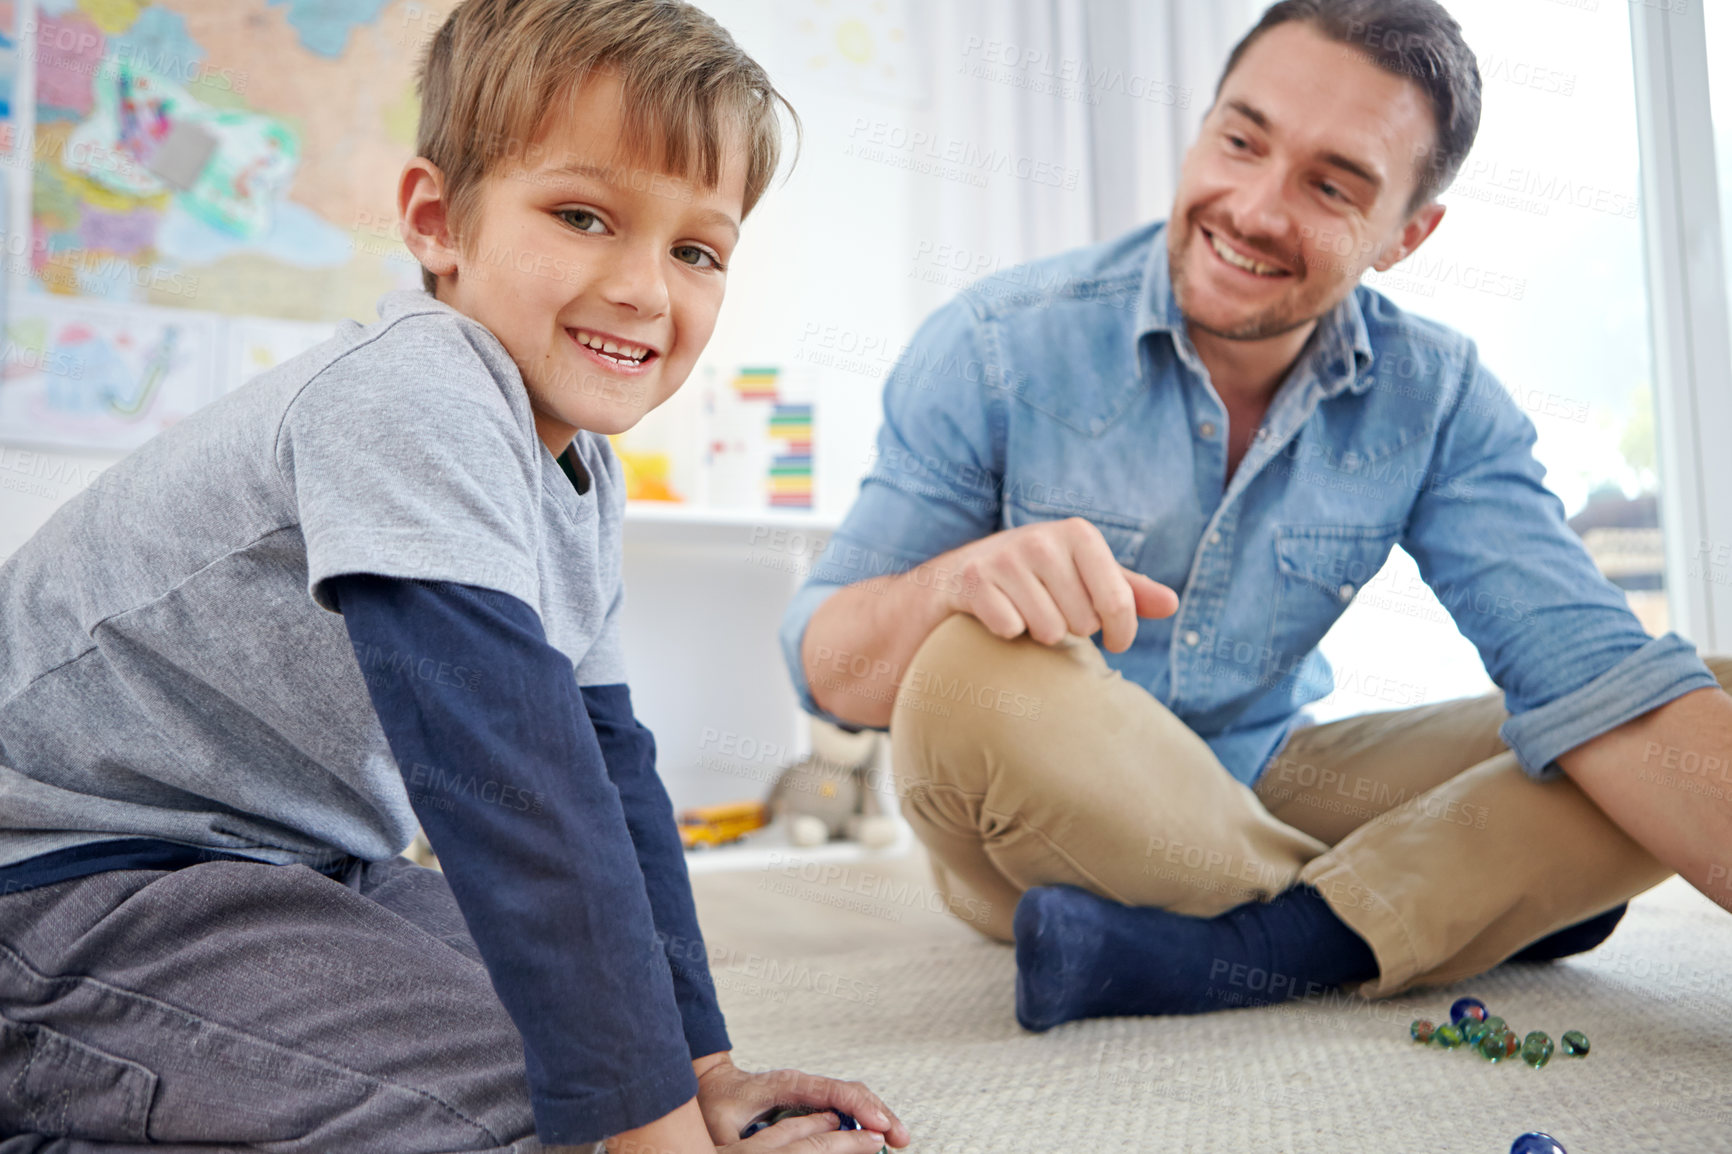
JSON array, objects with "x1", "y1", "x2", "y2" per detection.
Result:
[{"x1": 430, "y1": 75, "x2": 747, "y2": 456}]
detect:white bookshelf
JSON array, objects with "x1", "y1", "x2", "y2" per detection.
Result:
[
  {"x1": 620, "y1": 499, "x2": 874, "y2": 874},
  {"x1": 622, "y1": 501, "x2": 839, "y2": 549}
]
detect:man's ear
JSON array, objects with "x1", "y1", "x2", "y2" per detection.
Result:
[
  {"x1": 1372, "y1": 201, "x2": 1445, "y2": 273},
  {"x1": 399, "y1": 158, "x2": 460, "y2": 279}
]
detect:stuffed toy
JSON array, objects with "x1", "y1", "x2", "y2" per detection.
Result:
[{"x1": 766, "y1": 719, "x2": 899, "y2": 848}]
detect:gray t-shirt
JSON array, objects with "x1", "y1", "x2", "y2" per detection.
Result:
[{"x1": 0, "y1": 289, "x2": 627, "y2": 869}]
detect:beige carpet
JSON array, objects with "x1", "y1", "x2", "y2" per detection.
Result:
[{"x1": 690, "y1": 849, "x2": 1732, "y2": 1153}]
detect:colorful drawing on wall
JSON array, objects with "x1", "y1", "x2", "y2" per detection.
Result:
[
  {"x1": 222, "y1": 315, "x2": 332, "y2": 392},
  {"x1": 0, "y1": 2, "x2": 18, "y2": 132},
  {"x1": 778, "y1": 0, "x2": 919, "y2": 106},
  {"x1": 0, "y1": 296, "x2": 216, "y2": 451},
  {"x1": 30, "y1": 0, "x2": 458, "y2": 323}
]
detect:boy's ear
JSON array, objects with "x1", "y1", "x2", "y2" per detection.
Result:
[{"x1": 399, "y1": 158, "x2": 460, "y2": 280}]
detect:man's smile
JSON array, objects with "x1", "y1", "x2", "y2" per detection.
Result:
[{"x1": 1200, "y1": 224, "x2": 1293, "y2": 279}]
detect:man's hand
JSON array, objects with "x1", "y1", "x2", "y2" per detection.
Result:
[
  {"x1": 804, "y1": 518, "x2": 1180, "y2": 727},
  {"x1": 945, "y1": 518, "x2": 1178, "y2": 652},
  {"x1": 695, "y1": 1055, "x2": 909, "y2": 1150}
]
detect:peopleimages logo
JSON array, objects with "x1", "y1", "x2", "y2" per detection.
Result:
[{"x1": 846, "y1": 118, "x2": 1082, "y2": 190}]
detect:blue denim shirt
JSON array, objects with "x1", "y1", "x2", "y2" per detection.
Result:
[{"x1": 780, "y1": 221, "x2": 1717, "y2": 785}]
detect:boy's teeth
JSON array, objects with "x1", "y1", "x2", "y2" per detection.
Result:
[
  {"x1": 574, "y1": 329, "x2": 649, "y2": 362},
  {"x1": 1209, "y1": 232, "x2": 1281, "y2": 276}
]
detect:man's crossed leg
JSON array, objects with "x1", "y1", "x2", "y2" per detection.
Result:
[{"x1": 889, "y1": 615, "x2": 1731, "y2": 1025}]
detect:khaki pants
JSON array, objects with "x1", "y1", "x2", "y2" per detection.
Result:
[{"x1": 890, "y1": 614, "x2": 1732, "y2": 997}]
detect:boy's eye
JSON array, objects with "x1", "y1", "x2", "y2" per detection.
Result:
[
  {"x1": 558, "y1": 209, "x2": 606, "y2": 233},
  {"x1": 673, "y1": 244, "x2": 723, "y2": 270},
  {"x1": 1226, "y1": 133, "x2": 1248, "y2": 150},
  {"x1": 1319, "y1": 181, "x2": 1343, "y2": 200}
]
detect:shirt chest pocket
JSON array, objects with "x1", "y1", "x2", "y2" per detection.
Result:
[
  {"x1": 1003, "y1": 498, "x2": 1150, "y2": 569},
  {"x1": 1268, "y1": 523, "x2": 1402, "y2": 661}
]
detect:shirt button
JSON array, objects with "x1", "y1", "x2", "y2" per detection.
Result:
[
  {"x1": 1208, "y1": 531, "x2": 1221, "y2": 545},
  {"x1": 1339, "y1": 583, "x2": 1355, "y2": 601},
  {"x1": 1255, "y1": 427, "x2": 1269, "y2": 440},
  {"x1": 1183, "y1": 629, "x2": 1201, "y2": 646},
  {"x1": 1198, "y1": 422, "x2": 1216, "y2": 438}
]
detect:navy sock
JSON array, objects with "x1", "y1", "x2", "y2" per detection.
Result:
[
  {"x1": 1013, "y1": 884, "x2": 1378, "y2": 1031},
  {"x1": 1508, "y1": 904, "x2": 1627, "y2": 963}
]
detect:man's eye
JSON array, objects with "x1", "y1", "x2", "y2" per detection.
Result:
[
  {"x1": 1226, "y1": 134, "x2": 1248, "y2": 150},
  {"x1": 673, "y1": 244, "x2": 722, "y2": 270},
  {"x1": 558, "y1": 209, "x2": 605, "y2": 233},
  {"x1": 1319, "y1": 181, "x2": 1343, "y2": 200}
]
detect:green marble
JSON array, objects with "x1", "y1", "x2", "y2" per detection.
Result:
[
  {"x1": 1435, "y1": 1023, "x2": 1464, "y2": 1048},
  {"x1": 1561, "y1": 1030, "x2": 1590, "y2": 1057},
  {"x1": 1411, "y1": 1019, "x2": 1436, "y2": 1044},
  {"x1": 1462, "y1": 1020, "x2": 1490, "y2": 1046},
  {"x1": 1482, "y1": 1015, "x2": 1507, "y2": 1036},
  {"x1": 1521, "y1": 1031, "x2": 1554, "y2": 1068},
  {"x1": 1479, "y1": 1029, "x2": 1518, "y2": 1062}
]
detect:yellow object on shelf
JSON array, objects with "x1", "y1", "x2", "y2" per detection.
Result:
[
  {"x1": 679, "y1": 800, "x2": 769, "y2": 849},
  {"x1": 612, "y1": 446, "x2": 682, "y2": 502}
]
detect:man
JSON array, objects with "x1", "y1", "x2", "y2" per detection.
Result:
[{"x1": 779, "y1": 0, "x2": 1732, "y2": 1031}]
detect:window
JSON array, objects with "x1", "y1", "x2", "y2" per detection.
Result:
[{"x1": 1314, "y1": 1, "x2": 1661, "y2": 721}]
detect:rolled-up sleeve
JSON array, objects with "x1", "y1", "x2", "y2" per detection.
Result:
[
  {"x1": 1401, "y1": 346, "x2": 1718, "y2": 780},
  {"x1": 778, "y1": 296, "x2": 1006, "y2": 722}
]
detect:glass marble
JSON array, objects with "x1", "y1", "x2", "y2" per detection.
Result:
[
  {"x1": 1521, "y1": 1031, "x2": 1554, "y2": 1068},
  {"x1": 1462, "y1": 1020, "x2": 1490, "y2": 1046},
  {"x1": 1510, "y1": 1133, "x2": 1567, "y2": 1154},
  {"x1": 1450, "y1": 996, "x2": 1488, "y2": 1025},
  {"x1": 1480, "y1": 1029, "x2": 1519, "y2": 1061},
  {"x1": 1411, "y1": 1019, "x2": 1436, "y2": 1043},
  {"x1": 741, "y1": 1107, "x2": 887, "y2": 1153},
  {"x1": 1482, "y1": 1015, "x2": 1507, "y2": 1036},
  {"x1": 1561, "y1": 1030, "x2": 1590, "y2": 1057},
  {"x1": 1435, "y1": 1023, "x2": 1465, "y2": 1048}
]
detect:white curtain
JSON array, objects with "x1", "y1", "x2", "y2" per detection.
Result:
[
  {"x1": 1084, "y1": 0, "x2": 1263, "y2": 241},
  {"x1": 900, "y1": 0, "x2": 1261, "y2": 285}
]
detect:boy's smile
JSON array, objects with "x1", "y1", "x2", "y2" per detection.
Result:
[{"x1": 401, "y1": 73, "x2": 749, "y2": 458}]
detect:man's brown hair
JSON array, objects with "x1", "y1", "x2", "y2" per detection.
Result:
[
  {"x1": 1217, "y1": 0, "x2": 1481, "y2": 213},
  {"x1": 414, "y1": 0, "x2": 797, "y2": 292}
]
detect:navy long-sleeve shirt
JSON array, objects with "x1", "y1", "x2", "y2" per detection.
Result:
[{"x1": 328, "y1": 573, "x2": 730, "y2": 1144}]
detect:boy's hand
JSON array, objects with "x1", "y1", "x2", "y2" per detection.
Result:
[
  {"x1": 721, "y1": 1110, "x2": 888, "y2": 1152},
  {"x1": 696, "y1": 1055, "x2": 910, "y2": 1149}
]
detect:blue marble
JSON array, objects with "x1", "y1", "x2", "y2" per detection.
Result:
[
  {"x1": 1450, "y1": 996, "x2": 1488, "y2": 1025},
  {"x1": 741, "y1": 1107, "x2": 877, "y2": 1145},
  {"x1": 1510, "y1": 1133, "x2": 1567, "y2": 1154}
]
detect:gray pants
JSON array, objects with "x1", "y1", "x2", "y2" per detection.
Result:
[{"x1": 0, "y1": 855, "x2": 565, "y2": 1153}]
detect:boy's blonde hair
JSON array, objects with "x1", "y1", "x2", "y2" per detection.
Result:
[{"x1": 415, "y1": 0, "x2": 797, "y2": 293}]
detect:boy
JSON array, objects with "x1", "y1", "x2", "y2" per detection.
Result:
[{"x1": 0, "y1": 2, "x2": 907, "y2": 1151}]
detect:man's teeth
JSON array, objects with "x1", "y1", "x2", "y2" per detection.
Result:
[
  {"x1": 1209, "y1": 232, "x2": 1283, "y2": 276},
  {"x1": 573, "y1": 329, "x2": 650, "y2": 363}
]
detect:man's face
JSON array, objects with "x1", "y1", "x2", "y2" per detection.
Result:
[
  {"x1": 1169, "y1": 21, "x2": 1441, "y2": 343},
  {"x1": 438, "y1": 74, "x2": 747, "y2": 448}
]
